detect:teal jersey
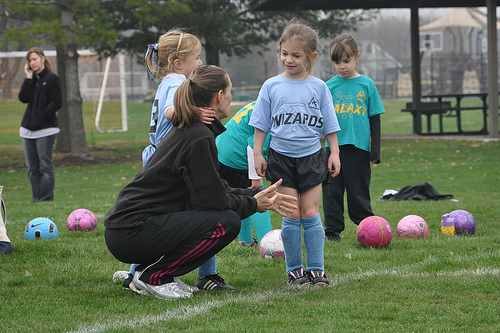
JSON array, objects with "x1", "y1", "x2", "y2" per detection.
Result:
[
  {"x1": 216, "y1": 101, "x2": 271, "y2": 171},
  {"x1": 325, "y1": 75, "x2": 385, "y2": 151}
]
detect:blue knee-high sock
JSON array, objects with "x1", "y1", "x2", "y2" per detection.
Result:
[
  {"x1": 197, "y1": 255, "x2": 217, "y2": 279},
  {"x1": 281, "y1": 217, "x2": 303, "y2": 274},
  {"x1": 252, "y1": 211, "x2": 272, "y2": 242},
  {"x1": 129, "y1": 263, "x2": 139, "y2": 275},
  {"x1": 302, "y1": 214, "x2": 325, "y2": 271},
  {"x1": 238, "y1": 216, "x2": 253, "y2": 244}
]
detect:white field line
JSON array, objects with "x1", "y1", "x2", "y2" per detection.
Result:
[
  {"x1": 66, "y1": 291, "x2": 277, "y2": 333},
  {"x1": 68, "y1": 250, "x2": 499, "y2": 333},
  {"x1": 330, "y1": 249, "x2": 500, "y2": 287}
]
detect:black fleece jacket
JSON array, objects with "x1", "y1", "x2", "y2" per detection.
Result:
[
  {"x1": 105, "y1": 119, "x2": 259, "y2": 230},
  {"x1": 18, "y1": 67, "x2": 62, "y2": 131}
]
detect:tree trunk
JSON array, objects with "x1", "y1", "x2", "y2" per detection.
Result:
[
  {"x1": 54, "y1": 8, "x2": 90, "y2": 157},
  {"x1": 55, "y1": 44, "x2": 71, "y2": 153},
  {"x1": 204, "y1": 30, "x2": 220, "y2": 66}
]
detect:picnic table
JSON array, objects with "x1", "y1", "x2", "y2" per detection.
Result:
[{"x1": 401, "y1": 93, "x2": 494, "y2": 135}]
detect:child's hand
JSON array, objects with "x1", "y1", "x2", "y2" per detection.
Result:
[
  {"x1": 199, "y1": 107, "x2": 215, "y2": 124},
  {"x1": 254, "y1": 154, "x2": 267, "y2": 178},
  {"x1": 249, "y1": 178, "x2": 263, "y2": 189},
  {"x1": 328, "y1": 153, "x2": 341, "y2": 178}
]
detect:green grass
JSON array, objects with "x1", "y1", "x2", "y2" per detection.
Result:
[{"x1": 0, "y1": 101, "x2": 499, "y2": 332}]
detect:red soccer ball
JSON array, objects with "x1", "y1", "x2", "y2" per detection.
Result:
[{"x1": 356, "y1": 216, "x2": 393, "y2": 248}]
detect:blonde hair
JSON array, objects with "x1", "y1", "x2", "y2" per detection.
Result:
[
  {"x1": 173, "y1": 65, "x2": 229, "y2": 129},
  {"x1": 26, "y1": 47, "x2": 52, "y2": 71},
  {"x1": 330, "y1": 35, "x2": 359, "y2": 62},
  {"x1": 279, "y1": 18, "x2": 318, "y2": 73},
  {"x1": 145, "y1": 29, "x2": 200, "y2": 79}
]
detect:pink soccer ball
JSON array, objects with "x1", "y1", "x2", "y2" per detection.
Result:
[
  {"x1": 67, "y1": 208, "x2": 98, "y2": 231},
  {"x1": 356, "y1": 216, "x2": 393, "y2": 248},
  {"x1": 397, "y1": 215, "x2": 429, "y2": 239},
  {"x1": 259, "y1": 229, "x2": 285, "y2": 259},
  {"x1": 449, "y1": 209, "x2": 476, "y2": 235}
]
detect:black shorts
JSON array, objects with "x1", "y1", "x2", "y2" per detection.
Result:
[
  {"x1": 266, "y1": 148, "x2": 329, "y2": 194},
  {"x1": 218, "y1": 162, "x2": 251, "y2": 189}
]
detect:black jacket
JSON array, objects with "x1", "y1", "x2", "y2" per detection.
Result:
[
  {"x1": 18, "y1": 67, "x2": 62, "y2": 131},
  {"x1": 105, "y1": 119, "x2": 259, "y2": 230}
]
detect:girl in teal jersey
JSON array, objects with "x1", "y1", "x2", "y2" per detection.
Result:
[{"x1": 322, "y1": 35, "x2": 385, "y2": 242}]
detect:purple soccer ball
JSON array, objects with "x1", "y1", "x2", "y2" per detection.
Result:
[
  {"x1": 449, "y1": 210, "x2": 476, "y2": 235},
  {"x1": 67, "y1": 208, "x2": 98, "y2": 231}
]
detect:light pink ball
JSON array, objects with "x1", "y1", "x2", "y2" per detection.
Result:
[{"x1": 397, "y1": 215, "x2": 429, "y2": 239}]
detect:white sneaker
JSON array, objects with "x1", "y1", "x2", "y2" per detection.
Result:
[
  {"x1": 174, "y1": 277, "x2": 199, "y2": 293},
  {"x1": 133, "y1": 271, "x2": 192, "y2": 299},
  {"x1": 112, "y1": 270, "x2": 129, "y2": 283},
  {"x1": 128, "y1": 280, "x2": 149, "y2": 296}
]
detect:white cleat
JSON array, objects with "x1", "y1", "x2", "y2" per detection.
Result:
[{"x1": 133, "y1": 272, "x2": 192, "y2": 299}]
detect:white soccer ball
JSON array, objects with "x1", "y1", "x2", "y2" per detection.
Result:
[{"x1": 259, "y1": 229, "x2": 285, "y2": 259}]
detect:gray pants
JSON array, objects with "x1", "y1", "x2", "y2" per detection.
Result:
[{"x1": 22, "y1": 134, "x2": 57, "y2": 202}]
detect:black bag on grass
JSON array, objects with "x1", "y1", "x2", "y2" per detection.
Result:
[{"x1": 381, "y1": 182, "x2": 453, "y2": 201}]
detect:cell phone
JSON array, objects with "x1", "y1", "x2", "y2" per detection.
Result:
[{"x1": 27, "y1": 64, "x2": 32, "y2": 71}]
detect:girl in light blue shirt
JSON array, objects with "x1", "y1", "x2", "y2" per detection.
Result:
[{"x1": 250, "y1": 19, "x2": 341, "y2": 286}]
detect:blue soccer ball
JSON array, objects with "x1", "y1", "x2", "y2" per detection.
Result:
[{"x1": 25, "y1": 217, "x2": 59, "y2": 240}]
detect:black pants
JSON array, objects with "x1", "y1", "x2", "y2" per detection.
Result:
[
  {"x1": 322, "y1": 145, "x2": 373, "y2": 235},
  {"x1": 105, "y1": 209, "x2": 240, "y2": 285}
]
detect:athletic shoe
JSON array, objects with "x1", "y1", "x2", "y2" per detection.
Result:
[
  {"x1": 112, "y1": 270, "x2": 129, "y2": 283},
  {"x1": 174, "y1": 277, "x2": 199, "y2": 293},
  {"x1": 195, "y1": 274, "x2": 235, "y2": 291},
  {"x1": 287, "y1": 267, "x2": 311, "y2": 286},
  {"x1": 237, "y1": 238, "x2": 259, "y2": 247},
  {"x1": 122, "y1": 272, "x2": 133, "y2": 289},
  {"x1": 132, "y1": 271, "x2": 192, "y2": 299},
  {"x1": 307, "y1": 269, "x2": 330, "y2": 286},
  {"x1": 326, "y1": 233, "x2": 341, "y2": 242},
  {"x1": 128, "y1": 280, "x2": 149, "y2": 296}
]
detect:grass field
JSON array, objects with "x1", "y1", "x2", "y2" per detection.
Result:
[{"x1": 0, "y1": 101, "x2": 499, "y2": 332}]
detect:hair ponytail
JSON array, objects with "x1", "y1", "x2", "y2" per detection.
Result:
[
  {"x1": 173, "y1": 65, "x2": 229, "y2": 128},
  {"x1": 144, "y1": 30, "x2": 200, "y2": 80}
]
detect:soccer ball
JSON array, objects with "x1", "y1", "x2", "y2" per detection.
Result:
[
  {"x1": 449, "y1": 209, "x2": 476, "y2": 235},
  {"x1": 67, "y1": 208, "x2": 98, "y2": 231},
  {"x1": 259, "y1": 229, "x2": 285, "y2": 259},
  {"x1": 397, "y1": 215, "x2": 429, "y2": 239},
  {"x1": 25, "y1": 217, "x2": 59, "y2": 239},
  {"x1": 356, "y1": 216, "x2": 392, "y2": 248}
]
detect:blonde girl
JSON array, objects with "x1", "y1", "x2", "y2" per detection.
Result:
[{"x1": 250, "y1": 19, "x2": 341, "y2": 286}]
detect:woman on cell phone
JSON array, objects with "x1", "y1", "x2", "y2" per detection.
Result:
[{"x1": 18, "y1": 47, "x2": 62, "y2": 202}]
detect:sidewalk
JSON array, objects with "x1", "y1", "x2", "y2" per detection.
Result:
[{"x1": 381, "y1": 133, "x2": 499, "y2": 142}]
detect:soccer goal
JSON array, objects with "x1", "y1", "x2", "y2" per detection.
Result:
[
  {"x1": 0, "y1": 50, "x2": 131, "y2": 134},
  {"x1": 94, "y1": 53, "x2": 128, "y2": 132}
]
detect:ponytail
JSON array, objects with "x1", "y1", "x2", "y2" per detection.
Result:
[{"x1": 173, "y1": 65, "x2": 229, "y2": 128}]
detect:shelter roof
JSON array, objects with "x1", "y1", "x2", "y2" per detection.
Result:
[
  {"x1": 250, "y1": 0, "x2": 494, "y2": 10},
  {"x1": 420, "y1": 7, "x2": 500, "y2": 30}
]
